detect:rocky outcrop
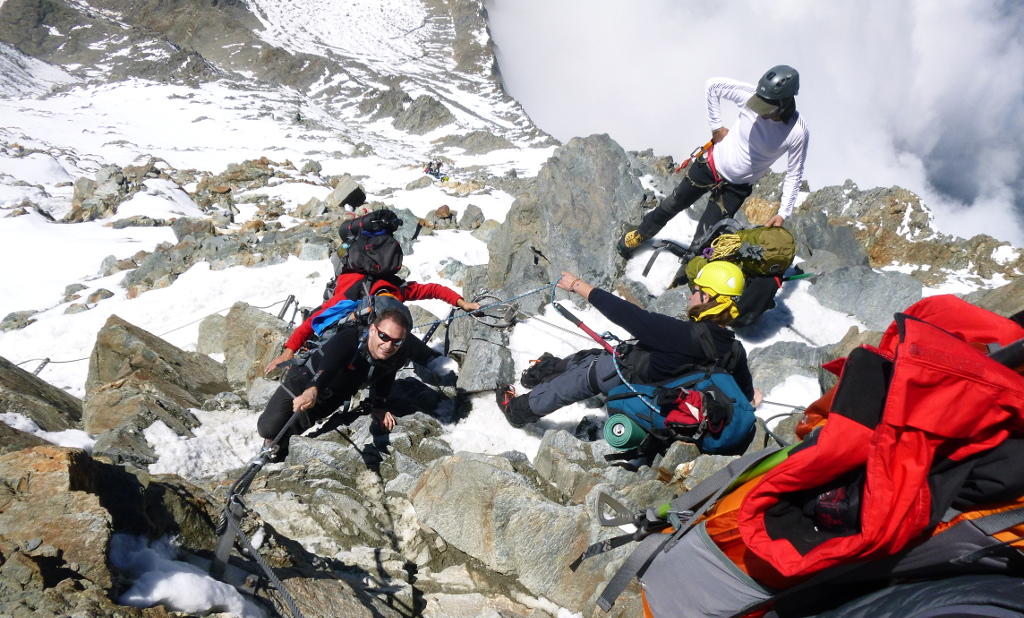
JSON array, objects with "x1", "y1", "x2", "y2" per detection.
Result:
[
  {"x1": 222, "y1": 302, "x2": 291, "y2": 392},
  {"x1": 486, "y1": 134, "x2": 647, "y2": 314},
  {"x1": 83, "y1": 316, "x2": 229, "y2": 464},
  {"x1": 965, "y1": 276, "x2": 1024, "y2": 319},
  {"x1": 808, "y1": 265, "x2": 923, "y2": 330},
  {"x1": 782, "y1": 176, "x2": 1024, "y2": 285},
  {"x1": 393, "y1": 95, "x2": 456, "y2": 135},
  {"x1": 0, "y1": 355, "x2": 83, "y2": 431},
  {"x1": 62, "y1": 165, "x2": 131, "y2": 222}
]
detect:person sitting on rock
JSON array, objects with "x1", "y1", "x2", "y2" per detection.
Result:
[
  {"x1": 496, "y1": 264, "x2": 759, "y2": 427},
  {"x1": 257, "y1": 304, "x2": 413, "y2": 461}
]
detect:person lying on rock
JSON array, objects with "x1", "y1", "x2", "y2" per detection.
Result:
[
  {"x1": 257, "y1": 305, "x2": 412, "y2": 461},
  {"x1": 496, "y1": 263, "x2": 760, "y2": 427}
]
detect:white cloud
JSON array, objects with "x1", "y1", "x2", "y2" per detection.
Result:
[{"x1": 485, "y1": 0, "x2": 1024, "y2": 244}]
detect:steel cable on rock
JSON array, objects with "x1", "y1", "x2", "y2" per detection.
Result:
[
  {"x1": 12, "y1": 296, "x2": 293, "y2": 374},
  {"x1": 411, "y1": 281, "x2": 560, "y2": 330}
]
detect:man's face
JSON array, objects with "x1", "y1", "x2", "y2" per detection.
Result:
[
  {"x1": 687, "y1": 286, "x2": 710, "y2": 311},
  {"x1": 368, "y1": 318, "x2": 407, "y2": 360}
]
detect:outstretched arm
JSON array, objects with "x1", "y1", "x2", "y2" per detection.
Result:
[{"x1": 705, "y1": 77, "x2": 755, "y2": 131}]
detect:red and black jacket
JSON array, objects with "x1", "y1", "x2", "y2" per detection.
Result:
[{"x1": 284, "y1": 273, "x2": 464, "y2": 352}]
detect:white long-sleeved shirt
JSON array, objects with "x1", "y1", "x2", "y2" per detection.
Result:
[{"x1": 704, "y1": 77, "x2": 810, "y2": 218}]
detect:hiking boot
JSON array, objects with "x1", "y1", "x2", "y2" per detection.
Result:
[
  {"x1": 520, "y1": 352, "x2": 563, "y2": 389},
  {"x1": 495, "y1": 386, "x2": 537, "y2": 428},
  {"x1": 616, "y1": 227, "x2": 646, "y2": 259}
]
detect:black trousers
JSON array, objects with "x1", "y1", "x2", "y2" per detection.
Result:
[
  {"x1": 638, "y1": 158, "x2": 753, "y2": 241},
  {"x1": 257, "y1": 366, "x2": 350, "y2": 443}
]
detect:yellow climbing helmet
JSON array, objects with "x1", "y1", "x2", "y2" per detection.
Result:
[
  {"x1": 694, "y1": 261, "x2": 745, "y2": 297},
  {"x1": 692, "y1": 261, "x2": 745, "y2": 321}
]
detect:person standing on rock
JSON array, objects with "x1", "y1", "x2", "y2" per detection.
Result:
[
  {"x1": 617, "y1": 65, "x2": 810, "y2": 258},
  {"x1": 495, "y1": 264, "x2": 760, "y2": 427},
  {"x1": 257, "y1": 304, "x2": 412, "y2": 461}
]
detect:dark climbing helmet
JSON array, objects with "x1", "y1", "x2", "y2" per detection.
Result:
[{"x1": 756, "y1": 65, "x2": 800, "y2": 100}]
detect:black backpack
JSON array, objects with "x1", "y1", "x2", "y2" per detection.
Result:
[
  {"x1": 334, "y1": 209, "x2": 404, "y2": 281},
  {"x1": 342, "y1": 232, "x2": 403, "y2": 277}
]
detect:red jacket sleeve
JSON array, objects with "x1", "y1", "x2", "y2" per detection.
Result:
[{"x1": 400, "y1": 281, "x2": 463, "y2": 306}]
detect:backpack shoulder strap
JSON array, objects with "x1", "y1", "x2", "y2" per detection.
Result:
[{"x1": 693, "y1": 323, "x2": 717, "y2": 357}]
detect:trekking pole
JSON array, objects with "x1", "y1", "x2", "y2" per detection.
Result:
[
  {"x1": 782, "y1": 272, "x2": 816, "y2": 282},
  {"x1": 276, "y1": 295, "x2": 296, "y2": 320},
  {"x1": 673, "y1": 141, "x2": 713, "y2": 173},
  {"x1": 422, "y1": 307, "x2": 456, "y2": 344},
  {"x1": 552, "y1": 303, "x2": 616, "y2": 354}
]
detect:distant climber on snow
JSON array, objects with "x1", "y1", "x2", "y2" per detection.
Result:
[
  {"x1": 424, "y1": 160, "x2": 446, "y2": 180},
  {"x1": 496, "y1": 264, "x2": 760, "y2": 452},
  {"x1": 618, "y1": 65, "x2": 810, "y2": 259}
]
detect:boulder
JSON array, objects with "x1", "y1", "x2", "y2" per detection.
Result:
[
  {"x1": 534, "y1": 429, "x2": 617, "y2": 503},
  {"x1": 196, "y1": 312, "x2": 227, "y2": 355},
  {"x1": 412, "y1": 453, "x2": 642, "y2": 612},
  {"x1": 459, "y1": 204, "x2": 484, "y2": 230},
  {"x1": 405, "y1": 176, "x2": 433, "y2": 191},
  {"x1": 0, "y1": 448, "x2": 113, "y2": 589},
  {"x1": 322, "y1": 175, "x2": 366, "y2": 210},
  {"x1": 83, "y1": 315, "x2": 228, "y2": 434},
  {"x1": 786, "y1": 208, "x2": 869, "y2": 266},
  {"x1": 0, "y1": 445, "x2": 241, "y2": 616},
  {"x1": 436, "y1": 130, "x2": 515, "y2": 155},
  {"x1": 170, "y1": 217, "x2": 215, "y2": 242},
  {"x1": 0, "y1": 422, "x2": 47, "y2": 455},
  {"x1": 393, "y1": 95, "x2": 455, "y2": 135},
  {"x1": 0, "y1": 355, "x2": 83, "y2": 431},
  {"x1": 455, "y1": 320, "x2": 514, "y2": 394},
  {"x1": 485, "y1": 134, "x2": 646, "y2": 314},
  {"x1": 747, "y1": 341, "x2": 829, "y2": 395},
  {"x1": 222, "y1": 302, "x2": 291, "y2": 391},
  {"x1": 808, "y1": 265, "x2": 923, "y2": 331},
  {"x1": 1, "y1": 310, "x2": 37, "y2": 331}
]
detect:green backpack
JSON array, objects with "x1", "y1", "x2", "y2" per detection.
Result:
[{"x1": 691, "y1": 226, "x2": 796, "y2": 278}]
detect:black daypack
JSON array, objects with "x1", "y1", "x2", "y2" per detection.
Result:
[
  {"x1": 342, "y1": 232, "x2": 403, "y2": 277},
  {"x1": 341, "y1": 209, "x2": 404, "y2": 277},
  {"x1": 323, "y1": 210, "x2": 404, "y2": 300}
]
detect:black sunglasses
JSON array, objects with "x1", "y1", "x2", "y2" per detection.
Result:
[{"x1": 373, "y1": 326, "x2": 405, "y2": 347}]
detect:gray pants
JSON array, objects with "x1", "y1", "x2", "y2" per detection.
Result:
[{"x1": 526, "y1": 353, "x2": 623, "y2": 417}]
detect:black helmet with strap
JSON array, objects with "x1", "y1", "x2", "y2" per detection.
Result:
[{"x1": 756, "y1": 65, "x2": 800, "y2": 100}]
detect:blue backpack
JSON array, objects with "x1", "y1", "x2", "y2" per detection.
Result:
[
  {"x1": 603, "y1": 323, "x2": 756, "y2": 455},
  {"x1": 299, "y1": 293, "x2": 413, "y2": 370},
  {"x1": 605, "y1": 369, "x2": 756, "y2": 455}
]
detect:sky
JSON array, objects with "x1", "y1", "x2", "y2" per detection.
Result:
[{"x1": 485, "y1": 0, "x2": 1024, "y2": 245}]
